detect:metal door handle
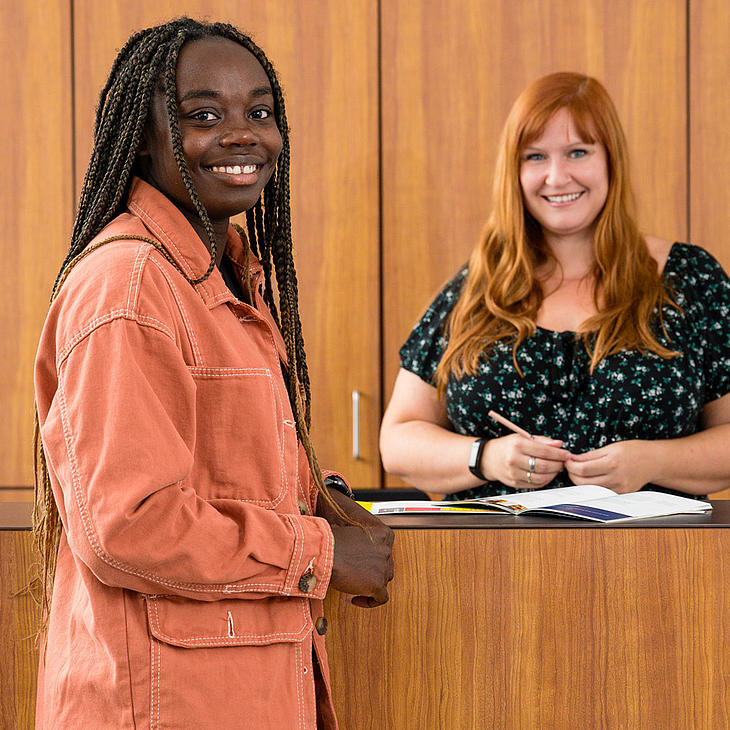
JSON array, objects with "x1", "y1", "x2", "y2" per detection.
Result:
[{"x1": 352, "y1": 390, "x2": 361, "y2": 460}]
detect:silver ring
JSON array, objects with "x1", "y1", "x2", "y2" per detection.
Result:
[{"x1": 528, "y1": 456, "x2": 536, "y2": 474}]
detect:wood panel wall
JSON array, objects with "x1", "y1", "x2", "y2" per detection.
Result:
[
  {"x1": 2, "y1": 0, "x2": 729, "y2": 495},
  {"x1": 381, "y1": 0, "x2": 689, "y2": 487},
  {"x1": 690, "y1": 0, "x2": 730, "y2": 266},
  {"x1": 72, "y1": 0, "x2": 381, "y2": 487},
  {"x1": 0, "y1": 0, "x2": 73, "y2": 493}
]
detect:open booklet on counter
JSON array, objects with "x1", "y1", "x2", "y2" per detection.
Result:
[{"x1": 358, "y1": 484, "x2": 712, "y2": 523}]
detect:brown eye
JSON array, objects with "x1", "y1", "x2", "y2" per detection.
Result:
[
  {"x1": 190, "y1": 110, "x2": 218, "y2": 122},
  {"x1": 250, "y1": 108, "x2": 273, "y2": 120}
]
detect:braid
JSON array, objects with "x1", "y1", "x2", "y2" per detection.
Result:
[{"x1": 35, "y1": 17, "x2": 346, "y2": 625}]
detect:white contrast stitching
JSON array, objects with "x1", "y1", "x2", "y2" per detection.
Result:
[
  {"x1": 129, "y1": 198, "x2": 214, "y2": 301},
  {"x1": 295, "y1": 641, "x2": 304, "y2": 730},
  {"x1": 188, "y1": 367, "x2": 288, "y2": 507},
  {"x1": 187, "y1": 367, "x2": 271, "y2": 376},
  {"x1": 56, "y1": 372, "x2": 289, "y2": 595},
  {"x1": 127, "y1": 244, "x2": 148, "y2": 312},
  {"x1": 149, "y1": 637, "x2": 160, "y2": 729},
  {"x1": 146, "y1": 597, "x2": 310, "y2": 644},
  {"x1": 57, "y1": 310, "x2": 175, "y2": 365},
  {"x1": 148, "y1": 256, "x2": 202, "y2": 365}
]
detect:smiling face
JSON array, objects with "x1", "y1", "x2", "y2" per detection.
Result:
[
  {"x1": 519, "y1": 107, "x2": 609, "y2": 247},
  {"x1": 139, "y1": 36, "x2": 283, "y2": 235}
]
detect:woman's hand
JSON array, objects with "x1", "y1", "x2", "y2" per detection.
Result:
[
  {"x1": 481, "y1": 434, "x2": 570, "y2": 489},
  {"x1": 317, "y1": 489, "x2": 395, "y2": 607},
  {"x1": 566, "y1": 440, "x2": 649, "y2": 493}
]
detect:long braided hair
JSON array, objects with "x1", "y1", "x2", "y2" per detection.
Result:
[{"x1": 34, "y1": 17, "x2": 345, "y2": 619}]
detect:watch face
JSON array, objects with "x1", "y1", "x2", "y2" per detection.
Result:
[{"x1": 469, "y1": 439, "x2": 483, "y2": 468}]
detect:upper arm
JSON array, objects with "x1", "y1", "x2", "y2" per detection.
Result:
[
  {"x1": 701, "y1": 391, "x2": 730, "y2": 429},
  {"x1": 381, "y1": 368, "x2": 451, "y2": 432}
]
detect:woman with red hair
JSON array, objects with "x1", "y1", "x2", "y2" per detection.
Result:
[{"x1": 380, "y1": 72, "x2": 730, "y2": 499}]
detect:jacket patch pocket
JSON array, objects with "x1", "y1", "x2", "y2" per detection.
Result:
[
  {"x1": 188, "y1": 367, "x2": 293, "y2": 505},
  {"x1": 146, "y1": 595, "x2": 312, "y2": 647}
]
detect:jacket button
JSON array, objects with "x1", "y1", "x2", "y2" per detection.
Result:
[
  {"x1": 299, "y1": 572, "x2": 317, "y2": 593},
  {"x1": 298, "y1": 499, "x2": 308, "y2": 515},
  {"x1": 315, "y1": 617, "x2": 328, "y2": 635}
]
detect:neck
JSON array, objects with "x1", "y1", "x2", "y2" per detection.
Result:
[
  {"x1": 541, "y1": 230, "x2": 596, "y2": 280},
  {"x1": 179, "y1": 208, "x2": 229, "y2": 267}
]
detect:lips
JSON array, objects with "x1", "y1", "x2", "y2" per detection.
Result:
[{"x1": 203, "y1": 159, "x2": 267, "y2": 185}]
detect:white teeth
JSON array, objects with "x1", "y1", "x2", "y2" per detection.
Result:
[
  {"x1": 546, "y1": 192, "x2": 582, "y2": 203},
  {"x1": 210, "y1": 165, "x2": 258, "y2": 174}
]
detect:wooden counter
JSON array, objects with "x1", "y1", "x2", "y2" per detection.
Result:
[{"x1": 4, "y1": 502, "x2": 730, "y2": 728}]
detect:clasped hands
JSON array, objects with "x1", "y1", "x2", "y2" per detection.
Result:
[
  {"x1": 316, "y1": 489, "x2": 395, "y2": 607},
  {"x1": 481, "y1": 433, "x2": 649, "y2": 493}
]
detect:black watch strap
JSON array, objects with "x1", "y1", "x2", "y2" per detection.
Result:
[
  {"x1": 323, "y1": 474, "x2": 354, "y2": 499},
  {"x1": 468, "y1": 438, "x2": 488, "y2": 482}
]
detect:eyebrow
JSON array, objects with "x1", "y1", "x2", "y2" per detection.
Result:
[
  {"x1": 523, "y1": 140, "x2": 594, "y2": 150},
  {"x1": 178, "y1": 86, "x2": 274, "y2": 103},
  {"x1": 179, "y1": 89, "x2": 221, "y2": 103}
]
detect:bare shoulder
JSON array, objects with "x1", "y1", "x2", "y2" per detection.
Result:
[{"x1": 644, "y1": 235, "x2": 675, "y2": 275}]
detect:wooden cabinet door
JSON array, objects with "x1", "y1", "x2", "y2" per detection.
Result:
[
  {"x1": 73, "y1": 1, "x2": 381, "y2": 487},
  {"x1": 690, "y1": 0, "x2": 730, "y2": 499},
  {"x1": 0, "y1": 0, "x2": 73, "y2": 494},
  {"x1": 380, "y1": 0, "x2": 687, "y2": 486},
  {"x1": 690, "y1": 0, "x2": 730, "y2": 269}
]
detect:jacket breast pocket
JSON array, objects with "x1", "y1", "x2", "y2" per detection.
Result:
[{"x1": 187, "y1": 367, "x2": 298, "y2": 506}]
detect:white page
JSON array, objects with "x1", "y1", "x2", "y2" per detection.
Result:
[
  {"x1": 480, "y1": 484, "x2": 612, "y2": 511},
  {"x1": 564, "y1": 491, "x2": 711, "y2": 518}
]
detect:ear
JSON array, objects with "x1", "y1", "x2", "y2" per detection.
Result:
[{"x1": 137, "y1": 131, "x2": 150, "y2": 158}]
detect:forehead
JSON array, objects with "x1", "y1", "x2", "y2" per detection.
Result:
[
  {"x1": 175, "y1": 36, "x2": 272, "y2": 95},
  {"x1": 530, "y1": 108, "x2": 589, "y2": 145}
]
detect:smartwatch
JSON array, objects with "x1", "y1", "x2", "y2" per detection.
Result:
[
  {"x1": 323, "y1": 474, "x2": 355, "y2": 499},
  {"x1": 468, "y1": 438, "x2": 488, "y2": 482}
]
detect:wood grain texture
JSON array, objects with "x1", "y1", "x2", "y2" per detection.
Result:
[
  {"x1": 324, "y1": 527, "x2": 730, "y2": 729},
  {"x1": 0, "y1": 0, "x2": 73, "y2": 487},
  {"x1": 73, "y1": 0, "x2": 381, "y2": 487},
  {"x1": 688, "y1": 0, "x2": 730, "y2": 497},
  {"x1": 690, "y1": 0, "x2": 730, "y2": 271},
  {"x1": 0, "y1": 532, "x2": 40, "y2": 729},
  {"x1": 380, "y1": 0, "x2": 687, "y2": 486},
  {"x1": 5, "y1": 518, "x2": 730, "y2": 728},
  {"x1": 0, "y1": 489, "x2": 34, "y2": 503}
]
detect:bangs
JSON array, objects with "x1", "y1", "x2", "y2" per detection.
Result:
[{"x1": 518, "y1": 98, "x2": 599, "y2": 152}]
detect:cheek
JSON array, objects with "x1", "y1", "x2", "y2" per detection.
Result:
[
  {"x1": 181, "y1": 133, "x2": 206, "y2": 168},
  {"x1": 269, "y1": 129, "x2": 283, "y2": 159},
  {"x1": 519, "y1": 169, "x2": 539, "y2": 210}
]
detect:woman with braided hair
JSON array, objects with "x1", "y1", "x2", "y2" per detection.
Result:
[
  {"x1": 381, "y1": 72, "x2": 730, "y2": 500},
  {"x1": 33, "y1": 17, "x2": 393, "y2": 728}
]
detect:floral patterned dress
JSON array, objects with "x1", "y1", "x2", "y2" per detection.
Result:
[{"x1": 399, "y1": 243, "x2": 730, "y2": 499}]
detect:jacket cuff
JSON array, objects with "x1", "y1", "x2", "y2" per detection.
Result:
[{"x1": 283, "y1": 514, "x2": 334, "y2": 599}]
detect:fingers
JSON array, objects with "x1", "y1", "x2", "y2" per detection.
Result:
[
  {"x1": 507, "y1": 438, "x2": 569, "y2": 488},
  {"x1": 351, "y1": 591, "x2": 388, "y2": 608},
  {"x1": 330, "y1": 520, "x2": 394, "y2": 607},
  {"x1": 533, "y1": 435, "x2": 567, "y2": 447}
]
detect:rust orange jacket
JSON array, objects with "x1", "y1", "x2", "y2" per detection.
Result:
[{"x1": 34, "y1": 178, "x2": 339, "y2": 729}]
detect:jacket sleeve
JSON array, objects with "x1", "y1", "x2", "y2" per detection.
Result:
[{"x1": 37, "y1": 314, "x2": 334, "y2": 602}]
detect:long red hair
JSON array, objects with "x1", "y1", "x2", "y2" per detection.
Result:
[{"x1": 435, "y1": 72, "x2": 677, "y2": 393}]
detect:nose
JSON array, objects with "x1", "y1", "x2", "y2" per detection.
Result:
[
  {"x1": 219, "y1": 118, "x2": 257, "y2": 147},
  {"x1": 545, "y1": 158, "x2": 571, "y2": 187}
]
